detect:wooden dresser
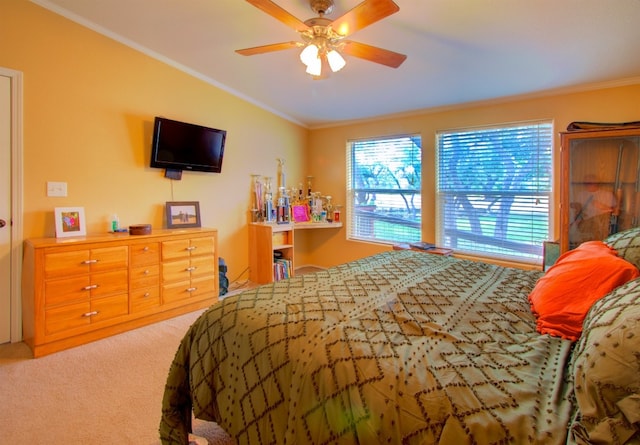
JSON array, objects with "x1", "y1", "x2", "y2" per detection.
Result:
[{"x1": 21, "y1": 228, "x2": 218, "y2": 357}]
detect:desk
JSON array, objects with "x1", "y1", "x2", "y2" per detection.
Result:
[{"x1": 249, "y1": 222, "x2": 342, "y2": 284}]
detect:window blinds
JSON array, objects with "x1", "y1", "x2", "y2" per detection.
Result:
[
  {"x1": 436, "y1": 121, "x2": 553, "y2": 262},
  {"x1": 347, "y1": 135, "x2": 422, "y2": 244}
]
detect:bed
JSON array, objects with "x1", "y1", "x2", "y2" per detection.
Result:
[{"x1": 159, "y1": 228, "x2": 640, "y2": 445}]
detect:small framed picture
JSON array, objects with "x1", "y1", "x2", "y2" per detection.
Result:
[
  {"x1": 166, "y1": 201, "x2": 201, "y2": 229},
  {"x1": 292, "y1": 204, "x2": 310, "y2": 223},
  {"x1": 54, "y1": 207, "x2": 87, "y2": 238}
]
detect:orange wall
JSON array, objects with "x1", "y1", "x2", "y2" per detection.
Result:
[
  {"x1": 304, "y1": 84, "x2": 640, "y2": 268},
  {"x1": 1, "y1": 0, "x2": 308, "y2": 281}
]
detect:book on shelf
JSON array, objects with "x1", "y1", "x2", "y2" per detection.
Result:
[{"x1": 273, "y1": 258, "x2": 292, "y2": 281}]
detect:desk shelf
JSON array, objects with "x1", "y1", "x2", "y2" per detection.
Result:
[{"x1": 248, "y1": 222, "x2": 342, "y2": 284}]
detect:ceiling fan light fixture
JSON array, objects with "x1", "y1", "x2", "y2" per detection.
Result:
[
  {"x1": 326, "y1": 49, "x2": 346, "y2": 72},
  {"x1": 300, "y1": 43, "x2": 319, "y2": 66},
  {"x1": 237, "y1": 0, "x2": 406, "y2": 78},
  {"x1": 305, "y1": 56, "x2": 322, "y2": 76}
]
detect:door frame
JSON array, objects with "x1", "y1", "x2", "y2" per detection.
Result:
[{"x1": 1, "y1": 67, "x2": 24, "y2": 342}]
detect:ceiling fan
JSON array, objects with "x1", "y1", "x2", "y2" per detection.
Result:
[{"x1": 236, "y1": 0, "x2": 407, "y2": 77}]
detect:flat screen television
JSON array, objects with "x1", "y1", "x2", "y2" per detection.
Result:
[{"x1": 150, "y1": 117, "x2": 227, "y2": 173}]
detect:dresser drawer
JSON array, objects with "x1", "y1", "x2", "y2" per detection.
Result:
[
  {"x1": 90, "y1": 269, "x2": 128, "y2": 298},
  {"x1": 161, "y1": 236, "x2": 215, "y2": 261},
  {"x1": 45, "y1": 276, "x2": 90, "y2": 307},
  {"x1": 44, "y1": 293, "x2": 129, "y2": 336},
  {"x1": 161, "y1": 239, "x2": 191, "y2": 261},
  {"x1": 43, "y1": 246, "x2": 128, "y2": 279},
  {"x1": 191, "y1": 275, "x2": 216, "y2": 297},
  {"x1": 162, "y1": 275, "x2": 216, "y2": 304},
  {"x1": 90, "y1": 293, "x2": 128, "y2": 322},
  {"x1": 190, "y1": 236, "x2": 215, "y2": 256},
  {"x1": 45, "y1": 301, "x2": 91, "y2": 335},
  {"x1": 191, "y1": 255, "x2": 216, "y2": 278},
  {"x1": 130, "y1": 264, "x2": 160, "y2": 289},
  {"x1": 161, "y1": 280, "x2": 190, "y2": 304},
  {"x1": 44, "y1": 250, "x2": 90, "y2": 279},
  {"x1": 130, "y1": 286, "x2": 160, "y2": 313},
  {"x1": 130, "y1": 242, "x2": 160, "y2": 267},
  {"x1": 91, "y1": 246, "x2": 129, "y2": 272},
  {"x1": 161, "y1": 259, "x2": 191, "y2": 283}
]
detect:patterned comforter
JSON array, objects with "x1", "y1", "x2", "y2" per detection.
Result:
[{"x1": 160, "y1": 250, "x2": 575, "y2": 444}]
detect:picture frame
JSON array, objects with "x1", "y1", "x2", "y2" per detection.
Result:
[
  {"x1": 292, "y1": 204, "x2": 310, "y2": 223},
  {"x1": 54, "y1": 207, "x2": 87, "y2": 238},
  {"x1": 166, "y1": 201, "x2": 201, "y2": 229}
]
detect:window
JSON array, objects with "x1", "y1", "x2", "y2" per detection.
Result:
[
  {"x1": 347, "y1": 135, "x2": 422, "y2": 244},
  {"x1": 436, "y1": 121, "x2": 553, "y2": 263}
]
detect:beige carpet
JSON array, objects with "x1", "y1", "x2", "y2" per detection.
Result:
[
  {"x1": 0, "y1": 267, "x2": 324, "y2": 444},
  {"x1": 0, "y1": 308, "x2": 235, "y2": 444}
]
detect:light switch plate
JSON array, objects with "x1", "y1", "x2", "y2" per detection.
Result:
[{"x1": 47, "y1": 181, "x2": 67, "y2": 197}]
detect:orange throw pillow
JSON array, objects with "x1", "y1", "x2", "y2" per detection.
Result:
[{"x1": 528, "y1": 241, "x2": 639, "y2": 341}]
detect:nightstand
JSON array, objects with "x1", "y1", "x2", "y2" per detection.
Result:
[{"x1": 392, "y1": 243, "x2": 453, "y2": 256}]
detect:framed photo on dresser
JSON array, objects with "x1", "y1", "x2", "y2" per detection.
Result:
[
  {"x1": 54, "y1": 207, "x2": 86, "y2": 238},
  {"x1": 166, "y1": 201, "x2": 201, "y2": 229}
]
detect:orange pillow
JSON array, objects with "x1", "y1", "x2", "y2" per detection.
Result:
[{"x1": 528, "y1": 241, "x2": 639, "y2": 341}]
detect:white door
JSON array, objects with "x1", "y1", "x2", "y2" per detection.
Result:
[
  {"x1": 0, "y1": 74, "x2": 11, "y2": 343},
  {"x1": 0, "y1": 67, "x2": 23, "y2": 344}
]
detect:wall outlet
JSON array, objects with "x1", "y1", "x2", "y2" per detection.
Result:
[{"x1": 47, "y1": 181, "x2": 67, "y2": 197}]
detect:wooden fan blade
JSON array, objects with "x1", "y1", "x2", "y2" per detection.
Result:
[
  {"x1": 341, "y1": 40, "x2": 406, "y2": 68},
  {"x1": 331, "y1": 0, "x2": 399, "y2": 37},
  {"x1": 236, "y1": 41, "x2": 302, "y2": 56},
  {"x1": 245, "y1": 0, "x2": 309, "y2": 32}
]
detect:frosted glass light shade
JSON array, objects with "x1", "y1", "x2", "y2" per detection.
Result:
[
  {"x1": 305, "y1": 57, "x2": 322, "y2": 76},
  {"x1": 300, "y1": 44, "x2": 319, "y2": 66},
  {"x1": 327, "y1": 49, "x2": 346, "y2": 72}
]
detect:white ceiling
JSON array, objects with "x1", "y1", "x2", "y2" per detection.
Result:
[{"x1": 32, "y1": 0, "x2": 640, "y2": 128}]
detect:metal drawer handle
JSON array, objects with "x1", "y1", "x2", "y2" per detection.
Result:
[
  {"x1": 144, "y1": 292, "x2": 150, "y2": 297},
  {"x1": 82, "y1": 311, "x2": 99, "y2": 317},
  {"x1": 186, "y1": 287, "x2": 197, "y2": 292},
  {"x1": 83, "y1": 284, "x2": 99, "y2": 290},
  {"x1": 82, "y1": 259, "x2": 98, "y2": 264},
  {"x1": 185, "y1": 266, "x2": 196, "y2": 272},
  {"x1": 186, "y1": 246, "x2": 197, "y2": 251},
  {"x1": 143, "y1": 269, "x2": 150, "y2": 275},
  {"x1": 143, "y1": 246, "x2": 149, "y2": 251}
]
